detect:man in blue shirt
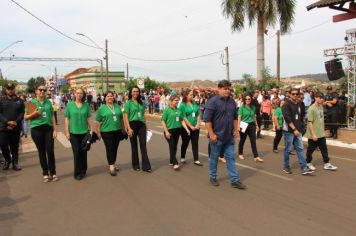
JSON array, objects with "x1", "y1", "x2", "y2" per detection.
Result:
[{"x1": 203, "y1": 80, "x2": 246, "y2": 189}]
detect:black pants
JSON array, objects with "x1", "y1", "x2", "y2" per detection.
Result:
[
  {"x1": 262, "y1": 113, "x2": 270, "y2": 129},
  {"x1": 54, "y1": 111, "x2": 58, "y2": 124},
  {"x1": 326, "y1": 109, "x2": 338, "y2": 136},
  {"x1": 31, "y1": 125, "x2": 56, "y2": 176},
  {"x1": 238, "y1": 123, "x2": 259, "y2": 157},
  {"x1": 0, "y1": 129, "x2": 21, "y2": 164},
  {"x1": 69, "y1": 133, "x2": 88, "y2": 177},
  {"x1": 165, "y1": 128, "x2": 181, "y2": 165},
  {"x1": 273, "y1": 129, "x2": 283, "y2": 150},
  {"x1": 256, "y1": 116, "x2": 262, "y2": 135},
  {"x1": 129, "y1": 121, "x2": 151, "y2": 171},
  {"x1": 181, "y1": 128, "x2": 200, "y2": 161},
  {"x1": 306, "y1": 137, "x2": 330, "y2": 163},
  {"x1": 101, "y1": 130, "x2": 121, "y2": 165}
]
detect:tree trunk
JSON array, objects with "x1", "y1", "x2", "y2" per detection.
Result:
[{"x1": 257, "y1": 13, "x2": 265, "y2": 81}]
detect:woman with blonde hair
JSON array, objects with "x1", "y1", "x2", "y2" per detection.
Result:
[
  {"x1": 161, "y1": 95, "x2": 190, "y2": 170},
  {"x1": 65, "y1": 87, "x2": 92, "y2": 180}
]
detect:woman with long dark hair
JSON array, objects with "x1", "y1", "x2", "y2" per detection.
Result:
[
  {"x1": 65, "y1": 88, "x2": 92, "y2": 180},
  {"x1": 123, "y1": 86, "x2": 152, "y2": 172},
  {"x1": 161, "y1": 95, "x2": 190, "y2": 170},
  {"x1": 25, "y1": 84, "x2": 59, "y2": 182},
  {"x1": 179, "y1": 89, "x2": 203, "y2": 166},
  {"x1": 237, "y1": 94, "x2": 263, "y2": 162},
  {"x1": 96, "y1": 91, "x2": 124, "y2": 176}
]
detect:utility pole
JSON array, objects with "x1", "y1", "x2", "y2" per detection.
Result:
[
  {"x1": 224, "y1": 47, "x2": 230, "y2": 81},
  {"x1": 276, "y1": 30, "x2": 280, "y2": 86},
  {"x1": 126, "y1": 63, "x2": 129, "y2": 80},
  {"x1": 105, "y1": 39, "x2": 109, "y2": 91},
  {"x1": 54, "y1": 67, "x2": 58, "y2": 93}
]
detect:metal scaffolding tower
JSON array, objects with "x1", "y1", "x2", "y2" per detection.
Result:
[{"x1": 324, "y1": 28, "x2": 356, "y2": 129}]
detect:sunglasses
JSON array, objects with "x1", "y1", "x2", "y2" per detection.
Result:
[
  {"x1": 38, "y1": 88, "x2": 47, "y2": 92},
  {"x1": 291, "y1": 93, "x2": 298, "y2": 96},
  {"x1": 245, "y1": 98, "x2": 251, "y2": 100}
]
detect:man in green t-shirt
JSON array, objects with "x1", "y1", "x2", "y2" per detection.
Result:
[{"x1": 306, "y1": 92, "x2": 337, "y2": 171}]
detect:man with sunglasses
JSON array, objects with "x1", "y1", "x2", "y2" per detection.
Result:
[
  {"x1": 0, "y1": 83, "x2": 25, "y2": 171},
  {"x1": 282, "y1": 88, "x2": 314, "y2": 175}
]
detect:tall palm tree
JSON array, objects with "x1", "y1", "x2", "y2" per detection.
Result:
[{"x1": 222, "y1": 0, "x2": 296, "y2": 81}]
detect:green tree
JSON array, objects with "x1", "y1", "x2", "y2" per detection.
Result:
[
  {"x1": 258, "y1": 67, "x2": 277, "y2": 91},
  {"x1": 27, "y1": 76, "x2": 45, "y2": 93},
  {"x1": 242, "y1": 73, "x2": 257, "y2": 92},
  {"x1": 222, "y1": 0, "x2": 296, "y2": 80}
]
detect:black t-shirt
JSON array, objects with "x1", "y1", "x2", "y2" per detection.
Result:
[{"x1": 0, "y1": 96, "x2": 25, "y2": 131}]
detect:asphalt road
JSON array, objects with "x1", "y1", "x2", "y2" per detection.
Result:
[{"x1": 1, "y1": 113, "x2": 356, "y2": 236}]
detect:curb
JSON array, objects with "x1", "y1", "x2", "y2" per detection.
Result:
[{"x1": 145, "y1": 113, "x2": 356, "y2": 150}]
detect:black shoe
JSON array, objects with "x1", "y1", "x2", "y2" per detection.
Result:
[
  {"x1": 231, "y1": 181, "x2": 246, "y2": 189},
  {"x1": 210, "y1": 178, "x2": 219, "y2": 186},
  {"x1": 2, "y1": 161, "x2": 10, "y2": 170},
  {"x1": 109, "y1": 170, "x2": 117, "y2": 176},
  {"x1": 12, "y1": 163, "x2": 22, "y2": 171},
  {"x1": 75, "y1": 175, "x2": 83, "y2": 180},
  {"x1": 257, "y1": 134, "x2": 263, "y2": 139},
  {"x1": 143, "y1": 169, "x2": 152, "y2": 173}
]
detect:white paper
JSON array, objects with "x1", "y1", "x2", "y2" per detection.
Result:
[
  {"x1": 146, "y1": 130, "x2": 153, "y2": 143},
  {"x1": 240, "y1": 121, "x2": 248, "y2": 133}
]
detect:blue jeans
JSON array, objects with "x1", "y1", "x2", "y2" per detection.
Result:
[
  {"x1": 283, "y1": 131, "x2": 307, "y2": 170},
  {"x1": 209, "y1": 138, "x2": 239, "y2": 183}
]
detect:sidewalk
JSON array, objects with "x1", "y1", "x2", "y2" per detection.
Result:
[{"x1": 145, "y1": 113, "x2": 356, "y2": 150}]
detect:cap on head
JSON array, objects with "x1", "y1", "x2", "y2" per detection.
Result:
[
  {"x1": 326, "y1": 86, "x2": 333, "y2": 90},
  {"x1": 5, "y1": 83, "x2": 15, "y2": 89}
]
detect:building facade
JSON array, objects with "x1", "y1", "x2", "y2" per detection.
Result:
[{"x1": 64, "y1": 66, "x2": 127, "y2": 95}]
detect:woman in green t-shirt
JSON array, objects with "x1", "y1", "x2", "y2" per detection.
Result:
[
  {"x1": 273, "y1": 99, "x2": 285, "y2": 153},
  {"x1": 237, "y1": 94, "x2": 263, "y2": 162},
  {"x1": 24, "y1": 84, "x2": 59, "y2": 183},
  {"x1": 161, "y1": 95, "x2": 190, "y2": 170},
  {"x1": 123, "y1": 86, "x2": 151, "y2": 172},
  {"x1": 65, "y1": 88, "x2": 92, "y2": 180},
  {"x1": 96, "y1": 91, "x2": 124, "y2": 176},
  {"x1": 179, "y1": 89, "x2": 203, "y2": 166}
]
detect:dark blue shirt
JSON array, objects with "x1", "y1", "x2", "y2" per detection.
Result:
[{"x1": 203, "y1": 94, "x2": 237, "y2": 140}]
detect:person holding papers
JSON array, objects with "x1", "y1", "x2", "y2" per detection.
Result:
[
  {"x1": 124, "y1": 86, "x2": 152, "y2": 172},
  {"x1": 237, "y1": 94, "x2": 263, "y2": 162}
]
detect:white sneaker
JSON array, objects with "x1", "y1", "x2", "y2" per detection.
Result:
[
  {"x1": 173, "y1": 164, "x2": 180, "y2": 170},
  {"x1": 307, "y1": 163, "x2": 316, "y2": 171},
  {"x1": 181, "y1": 158, "x2": 186, "y2": 164},
  {"x1": 324, "y1": 163, "x2": 338, "y2": 171}
]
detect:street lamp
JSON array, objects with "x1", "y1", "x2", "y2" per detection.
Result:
[
  {"x1": 0, "y1": 40, "x2": 23, "y2": 55},
  {"x1": 76, "y1": 33, "x2": 108, "y2": 92}
]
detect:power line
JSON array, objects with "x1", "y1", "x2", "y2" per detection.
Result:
[
  {"x1": 10, "y1": 0, "x2": 222, "y2": 62},
  {"x1": 284, "y1": 19, "x2": 331, "y2": 36}
]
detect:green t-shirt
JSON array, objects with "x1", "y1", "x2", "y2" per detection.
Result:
[
  {"x1": 65, "y1": 101, "x2": 91, "y2": 134},
  {"x1": 179, "y1": 102, "x2": 200, "y2": 126},
  {"x1": 273, "y1": 107, "x2": 283, "y2": 128},
  {"x1": 161, "y1": 107, "x2": 183, "y2": 130},
  {"x1": 238, "y1": 105, "x2": 255, "y2": 123},
  {"x1": 27, "y1": 98, "x2": 54, "y2": 128},
  {"x1": 306, "y1": 103, "x2": 325, "y2": 139},
  {"x1": 96, "y1": 104, "x2": 122, "y2": 132},
  {"x1": 124, "y1": 99, "x2": 145, "y2": 123}
]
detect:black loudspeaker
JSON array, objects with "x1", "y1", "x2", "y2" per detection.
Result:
[{"x1": 325, "y1": 59, "x2": 345, "y2": 81}]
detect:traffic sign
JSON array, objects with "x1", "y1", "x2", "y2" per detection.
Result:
[{"x1": 137, "y1": 78, "x2": 144, "y2": 89}]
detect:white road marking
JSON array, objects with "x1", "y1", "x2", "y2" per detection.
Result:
[{"x1": 56, "y1": 132, "x2": 71, "y2": 148}]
